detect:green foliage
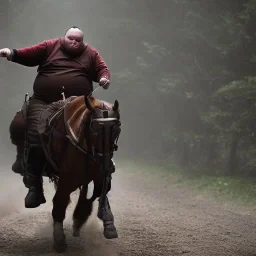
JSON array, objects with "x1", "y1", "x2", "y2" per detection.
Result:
[
  {"x1": 128, "y1": 158, "x2": 256, "y2": 208},
  {"x1": 210, "y1": 77, "x2": 256, "y2": 137},
  {"x1": 240, "y1": 0, "x2": 256, "y2": 23}
]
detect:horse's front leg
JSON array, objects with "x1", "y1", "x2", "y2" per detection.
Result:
[
  {"x1": 52, "y1": 178, "x2": 73, "y2": 253},
  {"x1": 96, "y1": 174, "x2": 118, "y2": 239},
  {"x1": 53, "y1": 221, "x2": 67, "y2": 253},
  {"x1": 99, "y1": 195, "x2": 118, "y2": 239}
]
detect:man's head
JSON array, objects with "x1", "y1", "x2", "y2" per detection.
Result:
[{"x1": 62, "y1": 26, "x2": 85, "y2": 56}]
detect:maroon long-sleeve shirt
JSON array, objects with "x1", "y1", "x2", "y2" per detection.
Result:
[{"x1": 11, "y1": 38, "x2": 110, "y2": 103}]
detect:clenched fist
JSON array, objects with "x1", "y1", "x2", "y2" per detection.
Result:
[
  {"x1": 0, "y1": 48, "x2": 12, "y2": 59},
  {"x1": 99, "y1": 77, "x2": 110, "y2": 90}
]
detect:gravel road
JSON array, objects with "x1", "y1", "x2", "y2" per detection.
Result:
[{"x1": 0, "y1": 159, "x2": 256, "y2": 256}]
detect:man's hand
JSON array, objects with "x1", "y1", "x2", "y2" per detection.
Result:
[
  {"x1": 99, "y1": 77, "x2": 110, "y2": 90},
  {"x1": 0, "y1": 48, "x2": 12, "y2": 59}
]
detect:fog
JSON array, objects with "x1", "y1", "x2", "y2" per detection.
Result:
[
  {"x1": 0, "y1": 0, "x2": 138, "y2": 161},
  {"x1": 1, "y1": 1, "x2": 176, "y2": 165},
  {"x1": 0, "y1": 0, "x2": 255, "y2": 173}
]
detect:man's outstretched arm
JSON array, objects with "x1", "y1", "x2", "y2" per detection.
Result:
[{"x1": 0, "y1": 40, "x2": 49, "y2": 67}]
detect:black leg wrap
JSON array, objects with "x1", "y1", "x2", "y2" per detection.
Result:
[
  {"x1": 97, "y1": 159, "x2": 117, "y2": 239},
  {"x1": 98, "y1": 197, "x2": 118, "y2": 239}
]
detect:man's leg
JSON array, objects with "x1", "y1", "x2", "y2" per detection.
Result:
[{"x1": 23, "y1": 99, "x2": 48, "y2": 208}]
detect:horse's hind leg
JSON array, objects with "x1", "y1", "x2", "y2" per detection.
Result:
[
  {"x1": 52, "y1": 178, "x2": 74, "y2": 253},
  {"x1": 72, "y1": 184, "x2": 93, "y2": 237}
]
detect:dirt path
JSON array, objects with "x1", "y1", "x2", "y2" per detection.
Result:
[{"x1": 0, "y1": 159, "x2": 256, "y2": 256}]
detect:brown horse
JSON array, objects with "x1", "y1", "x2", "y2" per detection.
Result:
[{"x1": 12, "y1": 94, "x2": 121, "y2": 253}]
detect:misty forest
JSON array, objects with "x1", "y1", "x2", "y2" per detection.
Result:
[
  {"x1": 1, "y1": 1, "x2": 256, "y2": 255},
  {"x1": 1, "y1": 0, "x2": 256, "y2": 176},
  {"x1": 112, "y1": 0, "x2": 256, "y2": 177}
]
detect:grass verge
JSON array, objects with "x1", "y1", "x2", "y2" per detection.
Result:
[{"x1": 117, "y1": 156, "x2": 256, "y2": 209}]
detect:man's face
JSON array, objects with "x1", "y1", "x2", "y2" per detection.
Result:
[{"x1": 63, "y1": 28, "x2": 84, "y2": 54}]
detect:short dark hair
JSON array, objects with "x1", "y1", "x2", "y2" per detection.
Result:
[{"x1": 64, "y1": 26, "x2": 83, "y2": 35}]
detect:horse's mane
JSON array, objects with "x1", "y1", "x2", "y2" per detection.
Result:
[
  {"x1": 64, "y1": 95, "x2": 113, "y2": 112},
  {"x1": 81, "y1": 96, "x2": 113, "y2": 111},
  {"x1": 63, "y1": 95, "x2": 113, "y2": 147}
]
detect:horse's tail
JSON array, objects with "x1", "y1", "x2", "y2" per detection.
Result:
[
  {"x1": 76, "y1": 184, "x2": 96, "y2": 204},
  {"x1": 53, "y1": 179, "x2": 58, "y2": 191}
]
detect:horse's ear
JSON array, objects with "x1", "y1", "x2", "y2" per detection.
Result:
[
  {"x1": 113, "y1": 100, "x2": 119, "y2": 112},
  {"x1": 84, "y1": 96, "x2": 94, "y2": 111}
]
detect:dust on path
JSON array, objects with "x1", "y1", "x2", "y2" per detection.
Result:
[{"x1": 0, "y1": 159, "x2": 255, "y2": 256}]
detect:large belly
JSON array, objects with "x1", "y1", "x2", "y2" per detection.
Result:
[{"x1": 33, "y1": 72, "x2": 93, "y2": 103}]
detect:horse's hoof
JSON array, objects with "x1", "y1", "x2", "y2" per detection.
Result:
[
  {"x1": 53, "y1": 240, "x2": 68, "y2": 253},
  {"x1": 53, "y1": 227, "x2": 67, "y2": 253},
  {"x1": 104, "y1": 224, "x2": 118, "y2": 239}
]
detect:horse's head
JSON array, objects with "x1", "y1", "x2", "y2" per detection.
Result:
[{"x1": 84, "y1": 96, "x2": 121, "y2": 163}]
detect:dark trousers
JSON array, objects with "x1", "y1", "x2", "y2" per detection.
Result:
[
  {"x1": 23, "y1": 98, "x2": 48, "y2": 187},
  {"x1": 9, "y1": 98, "x2": 48, "y2": 179},
  {"x1": 26, "y1": 98, "x2": 48, "y2": 145}
]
